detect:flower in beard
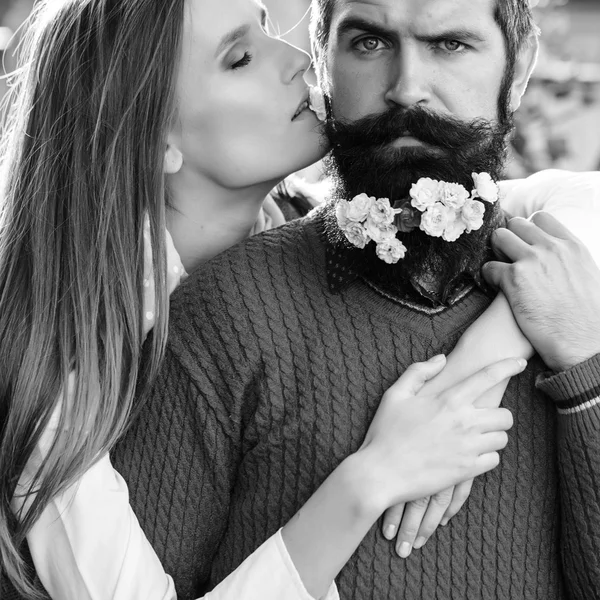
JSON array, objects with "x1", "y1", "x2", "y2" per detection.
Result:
[
  {"x1": 439, "y1": 182, "x2": 470, "y2": 210},
  {"x1": 420, "y1": 202, "x2": 454, "y2": 238},
  {"x1": 410, "y1": 178, "x2": 440, "y2": 211},
  {"x1": 347, "y1": 193, "x2": 375, "y2": 222},
  {"x1": 461, "y1": 198, "x2": 486, "y2": 232},
  {"x1": 376, "y1": 238, "x2": 407, "y2": 264},
  {"x1": 369, "y1": 198, "x2": 395, "y2": 226},
  {"x1": 442, "y1": 213, "x2": 468, "y2": 242},
  {"x1": 343, "y1": 221, "x2": 371, "y2": 248},
  {"x1": 309, "y1": 86, "x2": 328, "y2": 122},
  {"x1": 336, "y1": 199, "x2": 351, "y2": 229},
  {"x1": 472, "y1": 172, "x2": 499, "y2": 203},
  {"x1": 365, "y1": 218, "x2": 398, "y2": 244},
  {"x1": 395, "y1": 206, "x2": 421, "y2": 233}
]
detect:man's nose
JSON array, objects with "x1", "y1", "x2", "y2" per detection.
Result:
[
  {"x1": 279, "y1": 39, "x2": 312, "y2": 84},
  {"x1": 384, "y1": 46, "x2": 431, "y2": 109}
]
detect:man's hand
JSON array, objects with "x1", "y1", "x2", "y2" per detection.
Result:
[{"x1": 483, "y1": 212, "x2": 600, "y2": 372}]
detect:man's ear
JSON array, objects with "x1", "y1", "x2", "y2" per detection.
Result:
[
  {"x1": 509, "y1": 34, "x2": 539, "y2": 113},
  {"x1": 163, "y1": 137, "x2": 183, "y2": 175}
]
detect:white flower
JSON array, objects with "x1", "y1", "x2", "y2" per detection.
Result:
[
  {"x1": 410, "y1": 178, "x2": 441, "y2": 212},
  {"x1": 376, "y1": 239, "x2": 407, "y2": 264},
  {"x1": 343, "y1": 221, "x2": 370, "y2": 249},
  {"x1": 472, "y1": 172, "x2": 499, "y2": 203},
  {"x1": 419, "y1": 202, "x2": 453, "y2": 238},
  {"x1": 439, "y1": 182, "x2": 470, "y2": 210},
  {"x1": 365, "y1": 217, "x2": 398, "y2": 244},
  {"x1": 369, "y1": 198, "x2": 395, "y2": 226},
  {"x1": 442, "y1": 213, "x2": 468, "y2": 242},
  {"x1": 347, "y1": 193, "x2": 375, "y2": 222},
  {"x1": 335, "y1": 199, "x2": 350, "y2": 229},
  {"x1": 461, "y1": 199, "x2": 486, "y2": 232},
  {"x1": 309, "y1": 86, "x2": 327, "y2": 122}
]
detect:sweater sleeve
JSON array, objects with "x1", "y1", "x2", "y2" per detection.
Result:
[{"x1": 536, "y1": 353, "x2": 600, "y2": 600}]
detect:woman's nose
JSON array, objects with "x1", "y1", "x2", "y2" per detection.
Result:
[{"x1": 279, "y1": 39, "x2": 312, "y2": 84}]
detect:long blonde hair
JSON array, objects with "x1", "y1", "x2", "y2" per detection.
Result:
[{"x1": 0, "y1": 1, "x2": 185, "y2": 596}]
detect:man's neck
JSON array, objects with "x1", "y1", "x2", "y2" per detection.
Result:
[{"x1": 321, "y1": 201, "x2": 504, "y2": 307}]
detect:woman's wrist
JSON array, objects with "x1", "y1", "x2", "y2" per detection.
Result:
[{"x1": 342, "y1": 449, "x2": 399, "y2": 521}]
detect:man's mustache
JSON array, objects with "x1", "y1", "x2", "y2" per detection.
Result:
[{"x1": 326, "y1": 106, "x2": 510, "y2": 153}]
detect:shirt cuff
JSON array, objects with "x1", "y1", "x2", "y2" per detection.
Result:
[
  {"x1": 536, "y1": 353, "x2": 600, "y2": 434},
  {"x1": 274, "y1": 530, "x2": 340, "y2": 600}
]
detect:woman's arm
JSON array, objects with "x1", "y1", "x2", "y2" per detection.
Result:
[
  {"x1": 383, "y1": 169, "x2": 600, "y2": 555},
  {"x1": 20, "y1": 356, "x2": 518, "y2": 600}
]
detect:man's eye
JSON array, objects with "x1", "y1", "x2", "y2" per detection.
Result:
[
  {"x1": 355, "y1": 37, "x2": 386, "y2": 53},
  {"x1": 437, "y1": 40, "x2": 467, "y2": 53}
]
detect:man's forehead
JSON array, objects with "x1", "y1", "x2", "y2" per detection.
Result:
[{"x1": 331, "y1": 0, "x2": 498, "y2": 33}]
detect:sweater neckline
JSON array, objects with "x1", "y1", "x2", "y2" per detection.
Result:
[{"x1": 303, "y1": 211, "x2": 492, "y2": 340}]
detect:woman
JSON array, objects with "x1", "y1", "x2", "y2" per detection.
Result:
[{"x1": 0, "y1": 0, "x2": 594, "y2": 599}]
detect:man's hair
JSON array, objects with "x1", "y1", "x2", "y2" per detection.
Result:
[{"x1": 310, "y1": 0, "x2": 537, "y2": 72}]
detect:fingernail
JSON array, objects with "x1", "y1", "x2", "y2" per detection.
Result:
[
  {"x1": 516, "y1": 358, "x2": 527, "y2": 369},
  {"x1": 441, "y1": 519, "x2": 449, "y2": 527},
  {"x1": 429, "y1": 354, "x2": 446, "y2": 363},
  {"x1": 413, "y1": 537, "x2": 427, "y2": 549},
  {"x1": 398, "y1": 542, "x2": 412, "y2": 558},
  {"x1": 384, "y1": 525, "x2": 396, "y2": 540}
]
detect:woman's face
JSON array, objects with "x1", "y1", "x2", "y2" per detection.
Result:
[{"x1": 171, "y1": 0, "x2": 327, "y2": 189}]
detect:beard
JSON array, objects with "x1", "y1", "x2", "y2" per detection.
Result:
[{"x1": 322, "y1": 105, "x2": 514, "y2": 304}]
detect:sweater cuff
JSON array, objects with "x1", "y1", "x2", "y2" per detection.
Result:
[{"x1": 536, "y1": 353, "x2": 600, "y2": 433}]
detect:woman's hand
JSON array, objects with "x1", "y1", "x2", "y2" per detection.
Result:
[
  {"x1": 381, "y1": 480, "x2": 474, "y2": 558},
  {"x1": 355, "y1": 354, "x2": 524, "y2": 522}
]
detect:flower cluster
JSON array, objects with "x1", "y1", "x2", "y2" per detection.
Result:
[
  {"x1": 336, "y1": 194, "x2": 407, "y2": 264},
  {"x1": 336, "y1": 173, "x2": 499, "y2": 264}
]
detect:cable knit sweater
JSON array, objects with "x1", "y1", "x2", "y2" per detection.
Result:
[{"x1": 113, "y1": 208, "x2": 600, "y2": 600}]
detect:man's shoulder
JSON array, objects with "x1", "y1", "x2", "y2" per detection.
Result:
[{"x1": 169, "y1": 210, "x2": 327, "y2": 321}]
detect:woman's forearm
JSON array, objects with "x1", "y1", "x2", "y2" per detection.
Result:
[
  {"x1": 281, "y1": 454, "x2": 379, "y2": 599},
  {"x1": 420, "y1": 293, "x2": 533, "y2": 405}
]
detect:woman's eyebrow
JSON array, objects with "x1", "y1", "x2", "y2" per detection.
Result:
[
  {"x1": 215, "y1": 7, "x2": 268, "y2": 58},
  {"x1": 215, "y1": 24, "x2": 250, "y2": 57}
]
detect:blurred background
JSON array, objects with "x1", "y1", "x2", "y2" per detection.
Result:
[{"x1": 0, "y1": 0, "x2": 598, "y2": 177}]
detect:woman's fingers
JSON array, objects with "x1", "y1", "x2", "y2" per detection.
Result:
[
  {"x1": 473, "y1": 452, "x2": 501, "y2": 477},
  {"x1": 385, "y1": 355, "x2": 447, "y2": 398},
  {"x1": 476, "y1": 431, "x2": 510, "y2": 454},
  {"x1": 442, "y1": 358, "x2": 526, "y2": 407},
  {"x1": 441, "y1": 479, "x2": 474, "y2": 526},
  {"x1": 412, "y1": 488, "x2": 455, "y2": 551},
  {"x1": 382, "y1": 503, "x2": 405, "y2": 540},
  {"x1": 394, "y1": 496, "x2": 430, "y2": 558},
  {"x1": 475, "y1": 407, "x2": 514, "y2": 433}
]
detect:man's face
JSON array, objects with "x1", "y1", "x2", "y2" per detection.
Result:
[{"x1": 323, "y1": 0, "x2": 507, "y2": 128}]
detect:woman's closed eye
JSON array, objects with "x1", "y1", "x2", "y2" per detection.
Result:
[{"x1": 231, "y1": 51, "x2": 253, "y2": 70}]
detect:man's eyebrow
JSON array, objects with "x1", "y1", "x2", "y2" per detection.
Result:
[
  {"x1": 336, "y1": 16, "x2": 396, "y2": 40},
  {"x1": 215, "y1": 8, "x2": 268, "y2": 58},
  {"x1": 415, "y1": 29, "x2": 486, "y2": 44}
]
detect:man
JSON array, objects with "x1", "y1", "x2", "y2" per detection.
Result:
[{"x1": 114, "y1": 0, "x2": 600, "y2": 598}]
